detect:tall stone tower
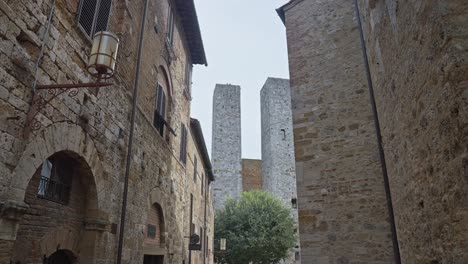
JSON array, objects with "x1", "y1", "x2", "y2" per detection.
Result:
[
  {"x1": 261, "y1": 77, "x2": 300, "y2": 263},
  {"x1": 212, "y1": 84, "x2": 242, "y2": 211}
]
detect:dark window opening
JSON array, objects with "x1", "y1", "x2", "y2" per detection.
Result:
[
  {"x1": 77, "y1": 0, "x2": 112, "y2": 38},
  {"x1": 291, "y1": 198, "x2": 297, "y2": 209},
  {"x1": 154, "y1": 84, "x2": 167, "y2": 137},
  {"x1": 37, "y1": 153, "x2": 75, "y2": 205},
  {"x1": 201, "y1": 173, "x2": 204, "y2": 195},
  {"x1": 180, "y1": 123, "x2": 187, "y2": 164},
  {"x1": 193, "y1": 156, "x2": 197, "y2": 182}
]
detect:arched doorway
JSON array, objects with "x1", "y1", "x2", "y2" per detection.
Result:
[
  {"x1": 143, "y1": 202, "x2": 166, "y2": 264},
  {"x1": 45, "y1": 249, "x2": 76, "y2": 264},
  {"x1": 11, "y1": 150, "x2": 99, "y2": 263}
]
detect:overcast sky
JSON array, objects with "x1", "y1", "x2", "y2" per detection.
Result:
[{"x1": 191, "y1": 0, "x2": 290, "y2": 159}]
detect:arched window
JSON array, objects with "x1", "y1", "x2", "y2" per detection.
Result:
[
  {"x1": 145, "y1": 203, "x2": 165, "y2": 247},
  {"x1": 154, "y1": 68, "x2": 171, "y2": 138}
]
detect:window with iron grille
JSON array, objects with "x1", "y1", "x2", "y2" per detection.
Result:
[
  {"x1": 180, "y1": 123, "x2": 187, "y2": 164},
  {"x1": 154, "y1": 84, "x2": 167, "y2": 137},
  {"x1": 166, "y1": 4, "x2": 175, "y2": 45},
  {"x1": 77, "y1": 0, "x2": 112, "y2": 39}
]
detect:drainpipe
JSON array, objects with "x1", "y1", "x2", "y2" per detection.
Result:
[
  {"x1": 116, "y1": 0, "x2": 149, "y2": 263},
  {"x1": 32, "y1": 0, "x2": 57, "y2": 94},
  {"x1": 353, "y1": 1, "x2": 401, "y2": 263}
]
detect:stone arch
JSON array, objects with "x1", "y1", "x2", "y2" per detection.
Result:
[
  {"x1": 148, "y1": 187, "x2": 169, "y2": 246},
  {"x1": 157, "y1": 64, "x2": 173, "y2": 100},
  {"x1": 7, "y1": 122, "x2": 106, "y2": 216}
]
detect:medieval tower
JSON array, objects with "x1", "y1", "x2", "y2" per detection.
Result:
[
  {"x1": 212, "y1": 84, "x2": 243, "y2": 212},
  {"x1": 261, "y1": 78, "x2": 300, "y2": 263},
  {"x1": 212, "y1": 79, "x2": 300, "y2": 263}
]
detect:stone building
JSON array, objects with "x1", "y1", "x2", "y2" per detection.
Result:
[
  {"x1": 0, "y1": 0, "x2": 214, "y2": 263},
  {"x1": 211, "y1": 84, "x2": 242, "y2": 212},
  {"x1": 278, "y1": 0, "x2": 468, "y2": 263},
  {"x1": 260, "y1": 77, "x2": 299, "y2": 263}
]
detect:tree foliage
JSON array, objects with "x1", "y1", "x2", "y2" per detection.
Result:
[{"x1": 214, "y1": 190, "x2": 296, "y2": 264}]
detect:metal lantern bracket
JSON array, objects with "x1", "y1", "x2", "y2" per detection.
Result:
[
  {"x1": 24, "y1": 81, "x2": 112, "y2": 139},
  {"x1": 24, "y1": 31, "x2": 120, "y2": 139}
]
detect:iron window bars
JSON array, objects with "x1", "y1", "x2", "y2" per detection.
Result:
[
  {"x1": 37, "y1": 176, "x2": 71, "y2": 205},
  {"x1": 77, "y1": 0, "x2": 112, "y2": 39}
]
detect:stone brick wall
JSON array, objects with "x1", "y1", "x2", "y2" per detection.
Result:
[
  {"x1": 241, "y1": 159, "x2": 262, "y2": 191},
  {"x1": 357, "y1": 0, "x2": 468, "y2": 263},
  {"x1": 186, "y1": 128, "x2": 215, "y2": 264},
  {"x1": 282, "y1": 0, "x2": 395, "y2": 263},
  {"x1": 211, "y1": 84, "x2": 242, "y2": 211},
  {"x1": 0, "y1": 0, "x2": 212, "y2": 263},
  {"x1": 260, "y1": 77, "x2": 300, "y2": 264}
]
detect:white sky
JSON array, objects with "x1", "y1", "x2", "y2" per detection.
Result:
[{"x1": 191, "y1": 0, "x2": 290, "y2": 159}]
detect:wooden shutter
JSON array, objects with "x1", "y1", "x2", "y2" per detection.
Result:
[
  {"x1": 180, "y1": 124, "x2": 187, "y2": 164},
  {"x1": 154, "y1": 85, "x2": 166, "y2": 136}
]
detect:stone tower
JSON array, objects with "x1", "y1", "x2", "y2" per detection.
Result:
[
  {"x1": 212, "y1": 84, "x2": 243, "y2": 211},
  {"x1": 261, "y1": 77, "x2": 300, "y2": 263}
]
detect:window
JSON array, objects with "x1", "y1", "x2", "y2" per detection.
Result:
[
  {"x1": 193, "y1": 156, "x2": 197, "y2": 182},
  {"x1": 166, "y1": 4, "x2": 175, "y2": 45},
  {"x1": 184, "y1": 60, "x2": 192, "y2": 98},
  {"x1": 154, "y1": 84, "x2": 167, "y2": 137},
  {"x1": 37, "y1": 153, "x2": 74, "y2": 204},
  {"x1": 180, "y1": 123, "x2": 187, "y2": 164},
  {"x1": 291, "y1": 198, "x2": 297, "y2": 209},
  {"x1": 77, "y1": 0, "x2": 112, "y2": 38},
  {"x1": 201, "y1": 173, "x2": 204, "y2": 195}
]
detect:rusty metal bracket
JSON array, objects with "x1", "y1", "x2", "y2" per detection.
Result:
[{"x1": 23, "y1": 82, "x2": 112, "y2": 139}]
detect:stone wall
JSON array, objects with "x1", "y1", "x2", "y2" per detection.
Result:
[
  {"x1": 260, "y1": 77, "x2": 300, "y2": 264},
  {"x1": 211, "y1": 84, "x2": 242, "y2": 211},
  {"x1": 241, "y1": 159, "x2": 262, "y2": 191},
  {"x1": 282, "y1": 0, "x2": 395, "y2": 263},
  {"x1": 357, "y1": 0, "x2": 468, "y2": 263},
  {"x1": 0, "y1": 0, "x2": 213, "y2": 263}
]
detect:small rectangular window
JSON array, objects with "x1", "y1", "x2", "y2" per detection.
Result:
[
  {"x1": 201, "y1": 173, "x2": 204, "y2": 195},
  {"x1": 193, "y1": 156, "x2": 197, "y2": 182},
  {"x1": 180, "y1": 123, "x2": 187, "y2": 164},
  {"x1": 166, "y1": 4, "x2": 175, "y2": 45},
  {"x1": 77, "y1": 0, "x2": 112, "y2": 39},
  {"x1": 291, "y1": 198, "x2": 297, "y2": 209}
]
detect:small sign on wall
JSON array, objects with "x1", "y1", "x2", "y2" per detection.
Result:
[{"x1": 147, "y1": 224, "x2": 157, "y2": 239}]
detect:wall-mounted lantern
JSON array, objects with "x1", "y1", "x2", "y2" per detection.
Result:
[
  {"x1": 24, "y1": 31, "x2": 120, "y2": 138},
  {"x1": 87, "y1": 31, "x2": 120, "y2": 80}
]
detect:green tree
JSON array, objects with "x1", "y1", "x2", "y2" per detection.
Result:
[{"x1": 214, "y1": 190, "x2": 296, "y2": 264}]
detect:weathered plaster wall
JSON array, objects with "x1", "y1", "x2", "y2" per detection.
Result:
[
  {"x1": 357, "y1": 0, "x2": 468, "y2": 262},
  {"x1": 283, "y1": 0, "x2": 394, "y2": 263},
  {"x1": 211, "y1": 84, "x2": 242, "y2": 212}
]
